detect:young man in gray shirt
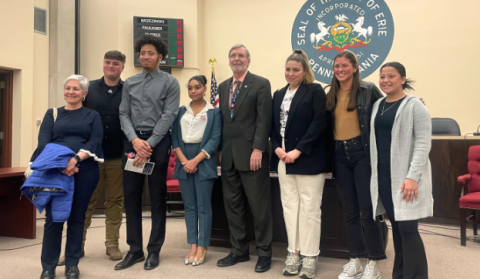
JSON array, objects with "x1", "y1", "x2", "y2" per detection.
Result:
[{"x1": 115, "y1": 34, "x2": 180, "y2": 271}]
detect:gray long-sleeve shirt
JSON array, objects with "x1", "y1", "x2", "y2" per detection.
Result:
[{"x1": 119, "y1": 68, "x2": 180, "y2": 148}]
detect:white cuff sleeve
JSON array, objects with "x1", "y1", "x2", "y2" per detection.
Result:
[
  {"x1": 79, "y1": 149, "x2": 105, "y2": 163},
  {"x1": 201, "y1": 149, "x2": 211, "y2": 159}
]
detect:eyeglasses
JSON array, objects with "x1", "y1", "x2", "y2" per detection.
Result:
[{"x1": 229, "y1": 54, "x2": 246, "y2": 59}]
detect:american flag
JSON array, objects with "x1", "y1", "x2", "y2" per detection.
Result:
[{"x1": 210, "y1": 70, "x2": 219, "y2": 107}]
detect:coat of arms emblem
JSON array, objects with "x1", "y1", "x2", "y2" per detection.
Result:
[
  {"x1": 311, "y1": 14, "x2": 373, "y2": 52},
  {"x1": 291, "y1": 0, "x2": 395, "y2": 83}
]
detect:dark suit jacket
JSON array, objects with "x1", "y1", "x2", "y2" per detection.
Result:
[
  {"x1": 171, "y1": 105, "x2": 222, "y2": 181},
  {"x1": 219, "y1": 71, "x2": 272, "y2": 171},
  {"x1": 270, "y1": 82, "x2": 330, "y2": 175}
]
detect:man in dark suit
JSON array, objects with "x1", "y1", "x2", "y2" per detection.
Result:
[{"x1": 216, "y1": 44, "x2": 273, "y2": 273}]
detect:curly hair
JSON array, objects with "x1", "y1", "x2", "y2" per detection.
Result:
[{"x1": 134, "y1": 34, "x2": 168, "y2": 58}]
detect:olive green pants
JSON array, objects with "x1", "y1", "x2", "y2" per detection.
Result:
[{"x1": 83, "y1": 158, "x2": 124, "y2": 248}]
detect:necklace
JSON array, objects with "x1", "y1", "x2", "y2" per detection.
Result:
[{"x1": 381, "y1": 99, "x2": 400, "y2": 116}]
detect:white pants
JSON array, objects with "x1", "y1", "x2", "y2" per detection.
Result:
[{"x1": 277, "y1": 145, "x2": 326, "y2": 256}]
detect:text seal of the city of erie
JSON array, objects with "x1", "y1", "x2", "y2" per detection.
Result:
[{"x1": 291, "y1": 0, "x2": 395, "y2": 84}]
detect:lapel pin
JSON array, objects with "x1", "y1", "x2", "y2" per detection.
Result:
[{"x1": 245, "y1": 85, "x2": 248, "y2": 88}]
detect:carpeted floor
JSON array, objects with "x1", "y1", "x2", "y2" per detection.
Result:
[{"x1": 0, "y1": 212, "x2": 479, "y2": 279}]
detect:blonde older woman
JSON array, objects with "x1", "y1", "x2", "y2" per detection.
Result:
[{"x1": 32, "y1": 75, "x2": 104, "y2": 279}]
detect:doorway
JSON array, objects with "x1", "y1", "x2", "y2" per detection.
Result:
[{"x1": 0, "y1": 69, "x2": 13, "y2": 167}]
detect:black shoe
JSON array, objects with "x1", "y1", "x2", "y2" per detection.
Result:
[
  {"x1": 144, "y1": 252, "x2": 160, "y2": 270},
  {"x1": 65, "y1": 266, "x2": 79, "y2": 279},
  {"x1": 114, "y1": 252, "x2": 145, "y2": 270},
  {"x1": 40, "y1": 270, "x2": 55, "y2": 279},
  {"x1": 255, "y1": 256, "x2": 271, "y2": 273},
  {"x1": 217, "y1": 252, "x2": 250, "y2": 267}
]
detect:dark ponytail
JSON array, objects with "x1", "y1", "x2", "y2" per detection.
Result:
[
  {"x1": 402, "y1": 78, "x2": 415, "y2": 91},
  {"x1": 188, "y1": 75, "x2": 207, "y2": 86},
  {"x1": 380, "y1": 62, "x2": 415, "y2": 91}
]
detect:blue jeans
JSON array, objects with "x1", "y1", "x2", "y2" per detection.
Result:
[
  {"x1": 179, "y1": 143, "x2": 214, "y2": 247},
  {"x1": 333, "y1": 136, "x2": 386, "y2": 260}
]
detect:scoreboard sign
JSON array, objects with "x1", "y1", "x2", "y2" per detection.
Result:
[{"x1": 133, "y1": 16, "x2": 184, "y2": 68}]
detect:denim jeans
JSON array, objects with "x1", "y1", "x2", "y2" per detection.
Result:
[{"x1": 333, "y1": 136, "x2": 386, "y2": 260}]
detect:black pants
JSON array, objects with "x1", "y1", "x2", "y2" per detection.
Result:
[
  {"x1": 122, "y1": 134, "x2": 170, "y2": 256},
  {"x1": 378, "y1": 156, "x2": 428, "y2": 279},
  {"x1": 41, "y1": 160, "x2": 99, "y2": 271},
  {"x1": 333, "y1": 136, "x2": 386, "y2": 260},
  {"x1": 221, "y1": 165, "x2": 273, "y2": 257}
]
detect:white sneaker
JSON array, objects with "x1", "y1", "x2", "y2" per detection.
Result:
[
  {"x1": 282, "y1": 252, "x2": 301, "y2": 275},
  {"x1": 361, "y1": 261, "x2": 381, "y2": 279},
  {"x1": 299, "y1": 256, "x2": 317, "y2": 278},
  {"x1": 338, "y1": 258, "x2": 364, "y2": 279}
]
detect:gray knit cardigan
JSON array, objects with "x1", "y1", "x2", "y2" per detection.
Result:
[{"x1": 370, "y1": 95, "x2": 434, "y2": 221}]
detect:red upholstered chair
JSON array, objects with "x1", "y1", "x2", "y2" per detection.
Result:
[
  {"x1": 457, "y1": 145, "x2": 480, "y2": 246},
  {"x1": 166, "y1": 147, "x2": 183, "y2": 212}
]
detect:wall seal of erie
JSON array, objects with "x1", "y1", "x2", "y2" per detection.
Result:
[{"x1": 291, "y1": 0, "x2": 395, "y2": 83}]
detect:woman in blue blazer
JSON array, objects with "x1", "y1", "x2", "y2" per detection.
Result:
[
  {"x1": 270, "y1": 50, "x2": 329, "y2": 279},
  {"x1": 171, "y1": 75, "x2": 222, "y2": 266}
]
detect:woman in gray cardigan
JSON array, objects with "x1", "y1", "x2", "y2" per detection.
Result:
[{"x1": 370, "y1": 62, "x2": 433, "y2": 279}]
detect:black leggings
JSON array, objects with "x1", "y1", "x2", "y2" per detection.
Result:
[{"x1": 378, "y1": 170, "x2": 428, "y2": 279}]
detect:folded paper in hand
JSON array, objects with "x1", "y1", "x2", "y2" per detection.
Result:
[{"x1": 124, "y1": 158, "x2": 155, "y2": 175}]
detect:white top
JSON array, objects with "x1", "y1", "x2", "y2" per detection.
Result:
[
  {"x1": 280, "y1": 87, "x2": 299, "y2": 137},
  {"x1": 180, "y1": 100, "x2": 214, "y2": 158}
]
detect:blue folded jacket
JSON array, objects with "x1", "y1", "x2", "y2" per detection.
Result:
[{"x1": 21, "y1": 143, "x2": 75, "y2": 222}]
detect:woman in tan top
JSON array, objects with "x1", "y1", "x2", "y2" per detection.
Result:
[{"x1": 326, "y1": 50, "x2": 386, "y2": 279}]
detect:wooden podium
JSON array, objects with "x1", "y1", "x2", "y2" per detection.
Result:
[{"x1": 210, "y1": 171, "x2": 350, "y2": 259}]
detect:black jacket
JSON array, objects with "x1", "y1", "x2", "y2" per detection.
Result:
[
  {"x1": 270, "y1": 83, "x2": 330, "y2": 175},
  {"x1": 218, "y1": 72, "x2": 272, "y2": 171},
  {"x1": 329, "y1": 81, "x2": 383, "y2": 161},
  {"x1": 83, "y1": 77, "x2": 125, "y2": 160}
]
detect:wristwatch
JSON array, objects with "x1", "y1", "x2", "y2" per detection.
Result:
[{"x1": 74, "y1": 155, "x2": 81, "y2": 164}]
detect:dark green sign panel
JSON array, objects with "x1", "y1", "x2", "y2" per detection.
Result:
[{"x1": 133, "y1": 16, "x2": 184, "y2": 68}]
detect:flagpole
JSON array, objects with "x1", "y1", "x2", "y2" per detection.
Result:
[{"x1": 208, "y1": 58, "x2": 218, "y2": 107}]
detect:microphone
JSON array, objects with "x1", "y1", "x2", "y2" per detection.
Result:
[{"x1": 474, "y1": 125, "x2": 480, "y2": 136}]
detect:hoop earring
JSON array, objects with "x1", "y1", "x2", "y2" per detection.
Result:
[{"x1": 83, "y1": 97, "x2": 85, "y2": 101}]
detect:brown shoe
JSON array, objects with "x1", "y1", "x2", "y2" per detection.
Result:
[
  {"x1": 58, "y1": 251, "x2": 85, "y2": 266},
  {"x1": 106, "y1": 247, "x2": 123, "y2": 261}
]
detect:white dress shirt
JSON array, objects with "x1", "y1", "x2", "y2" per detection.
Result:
[{"x1": 180, "y1": 100, "x2": 214, "y2": 158}]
